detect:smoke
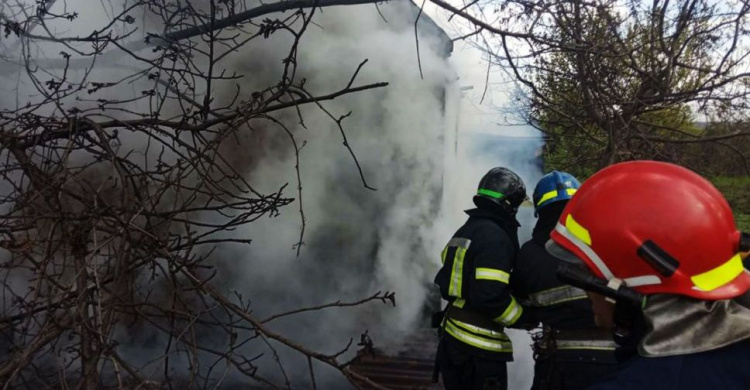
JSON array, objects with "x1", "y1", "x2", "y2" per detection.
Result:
[
  {"x1": 1, "y1": 0, "x2": 546, "y2": 387},
  {"x1": 3, "y1": 0, "x2": 457, "y2": 387},
  {"x1": 196, "y1": 3, "x2": 457, "y2": 386}
]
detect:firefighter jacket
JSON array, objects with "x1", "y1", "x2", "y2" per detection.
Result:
[
  {"x1": 591, "y1": 291, "x2": 750, "y2": 390},
  {"x1": 434, "y1": 207, "x2": 533, "y2": 360},
  {"x1": 587, "y1": 339, "x2": 750, "y2": 389},
  {"x1": 587, "y1": 292, "x2": 750, "y2": 389},
  {"x1": 511, "y1": 203, "x2": 599, "y2": 330},
  {"x1": 511, "y1": 204, "x2": 619, "y2": 390},
  {"x1": 510, "y1": 206, "x2": 617, "y2": 348}
]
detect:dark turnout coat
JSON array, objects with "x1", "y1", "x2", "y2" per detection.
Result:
[{"x1": 512, "y1": 202, "x2": 620, "y2": 390}]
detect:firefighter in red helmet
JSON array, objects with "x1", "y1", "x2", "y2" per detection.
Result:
[{"x1": 546, "y1": 161, "x2": 750, "y2": 389}]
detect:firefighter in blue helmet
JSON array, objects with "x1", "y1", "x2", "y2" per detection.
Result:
[
  {"x1": 433, "y1": 167, "x2": 535, "y2": 390},
  {"x1": 511, "y1": 171, "x2": 621, "y2": 390}
]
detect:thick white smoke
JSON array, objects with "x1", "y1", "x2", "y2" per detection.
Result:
[
  {"x1": 1, "y1": 0, "x2": 546, "y2": 387},
  {"x1": 205, "y1": 3, "x2": 458, "y2": 385},
  {"x1": 2, "y1": 0, "x2": 457, "y2": 387}
]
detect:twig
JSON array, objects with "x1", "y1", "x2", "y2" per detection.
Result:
[
  {"x1": 414, "y1": 0, "x2": 427, "y2": 80},
  {"x1": 260, "y1": 291, "x2": 396, "y2": 323}
]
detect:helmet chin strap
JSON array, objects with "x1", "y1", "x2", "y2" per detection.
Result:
[
  {"x1": 741, "y1": 232, "x2": 750, "y2": 252},
  {"x1": 612, "y1": 297, "x2": 646, "y2": 357},
  {"x1": 556, "y1": 262, "x2": 644, "y2": 306},
  {"x1": 605, "y1": 278, "x2": 625, "y2": 304}
]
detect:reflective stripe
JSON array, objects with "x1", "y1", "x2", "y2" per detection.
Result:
[
  {"x1": 624, "y1": 275, "x2": 662, "y2": 287},
  {"x1": 526, "y1": 285, "x2": 587, "y2": 307},
  {"x1": 565, "y1": 214, "x2": 591, "y2": 246},
  {"x1": 441, "y1": 246, "x2": 448, "y2": 265},
  {"x1": 692, "y1": 253, "x2": 744, "y2": 292},
  {"x1": 453, "y1": 298, "x2": 466, "y2": 308},
  {"x1": 444, "y1": 320, "x2": 513, "y2": 353},
  {"x1": 447, "y1": 237, "x2": 471, "y2": 249},
  {"x1": 556, "y1": 339, "x2": 617, "y2": 351},
  {"x1": 537, "y1": 189, "x2": 577, "y2": 206},
  {"x1": 475, "y1": 267, "x2": 510, "y2": 284},
  {"x1": 448, "y1": 319, "x2": 509, "y2": 340},
  {"x1": 477, "y1": 188, "x2": 504, "y2": 199},
  {"x1": 445, "y1": 238, "x2": 471, "y2": 298},
  {"x1": 494, "y1": 296, "x2": 523, "y2": 326},
  {"x1": 555, "y1": 222, "x2": 614, "y2": 280},
  {"x1": 449, "y1": 246, "x2": 467, "y2": 297},
  {"x1": 536, "y1": 190, "x2": 558, "y2": 206}
]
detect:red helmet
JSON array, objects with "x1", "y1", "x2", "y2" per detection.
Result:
[{"x1": 547, "y1": 160, "x2": 750, "y2": 300}]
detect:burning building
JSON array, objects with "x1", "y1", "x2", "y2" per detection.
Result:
[{"x1": 0, "y1": 0, "x2": 464, "y2": 388}]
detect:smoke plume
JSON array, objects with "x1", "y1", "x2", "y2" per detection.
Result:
[{"x1": 1, "y1": 0, "x2": 459, "y2": 387}]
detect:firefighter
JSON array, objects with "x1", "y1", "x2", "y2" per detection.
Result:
[
  {"x1": 434, "y1": 167, "x2": 535, "y2": 390},
  {"x1": 511, "y1": 171, "x2": 620, "y2": 390},
  {"x1": 545, "y1": 161, "x2": 750, "y2": 389}
]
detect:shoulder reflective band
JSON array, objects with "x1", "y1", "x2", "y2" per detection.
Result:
[
  {"x1": 555, "y1": 339, "x2": 617, "y2": 351},
  {"x1": 691, "y1": 253, "x2": 744, "y2": 292},
  {"x1": 478, "y1": 188, "x2": 504, "y2": 199},
  {"x1": 445, "y1": 238, "x2": 471, "y2": 298},
  {"x1": 444, "y1": 319, "x2": 513, "y2": 353},
  {"x1": 494, "y1": 296, "x2": 523, "y2": 326},
  {"x1": 527, "y1": 285, "x2": 587, "y2": 307},
  {"x1": 447, "y1": 237, "x2": 471, "y2": 248},
  {"x1": 475, "y1": 267, "x2": 510, "y2": 284}
]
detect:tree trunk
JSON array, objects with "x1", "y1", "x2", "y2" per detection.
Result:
[{"x1": 73, "y1": 229, "x2": 98, "y2": 390}]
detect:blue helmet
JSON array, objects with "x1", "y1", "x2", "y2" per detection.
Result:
[{"x1": 532, "y1": 171, "x2": 581, "y2": 216}]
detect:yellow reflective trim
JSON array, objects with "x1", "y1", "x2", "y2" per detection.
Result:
[
  {"x1": 494, "y1": 296, "x2": 523, "y2": 326},
  {"x1": 453, "y1": 298, "x2": 466, "y2": 308},
  {"x1": 555, "y1": 345, "x2": 617, "y2": 351},
  {"x1": 508, "y1": 305, "x2": 523, "y2": 325},
  {"x1": 449, "y1": 247, "x2": 467, "y2": 298},
  {"x1": 691, "y1": 253, "x2": 744, "y2": 292},
  {"x1": 527, "y1": 285, "x2": 588, "y2": 307},
  {"x1": 557, "y1": 346, "x2": 616, "y2": 351},
  {"x1": 566, "y1": 188, "x2": 577, "y2": 196},
  {"x1": 548, "y1": 296, "x2": 588, "y2": 305},
  {"x1": 565, "y1": 214, "x2": 592, "y2": 246},
  {"x1": 536, "y1": 190, "x2": 559, "y2": 206},
  {"x1": 555, "y1": 339, "x2": 617, "y2": 351},
  {"x1": 441, "y1": 246, "x2": 447, "y2": 265},
  {"x1": 444, "y1": 321, "x2": 513, "y2": 353},
  {"x1": 448, "y1": 319, "x2": 509, "y2": 341},
  {"x1": 475, "y1": 267, "x2": 510, "y2": 284}
]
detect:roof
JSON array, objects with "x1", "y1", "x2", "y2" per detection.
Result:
[
  {"x1": 349, "y1": 329, "x2": 443, "y2": 390},
  {"x1": 409, "y1": 5, "x2": 454, "y2": 56}
]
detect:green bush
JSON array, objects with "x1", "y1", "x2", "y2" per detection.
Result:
[{"x1": 712, "y1": 176, "x2": 750, "y2": 232}]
